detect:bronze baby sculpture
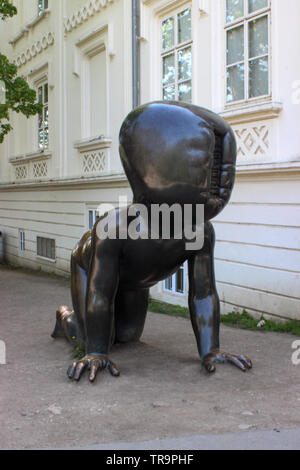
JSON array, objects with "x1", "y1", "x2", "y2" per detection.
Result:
[{"x1": 52, "y1": 101, "x2": 252, "y2": 382}]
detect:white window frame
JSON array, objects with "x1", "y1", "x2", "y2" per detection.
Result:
[
  {"x1": 161, "y1": 5, "x2": 193, "y2": 102},
  {"x1": 163, "y1": 262, "x2": 187, "y2": 296},
  {"x1": 37, "y1": 81, "x2": 49, "y2": 150},
  {"x1": 225, "y1": 0, "x2": 271, "y2": 105}
]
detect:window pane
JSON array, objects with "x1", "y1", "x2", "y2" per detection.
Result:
[
  {"x1": 38, "y1": 86, "x2": 43, "y2": 103},
  {"x1": 226, "y1": 64, "x2": 245, "y2": 102},
  {"x1": 162, "y1": 17, "x2": 175, "y2": 50},
  {"x1": 178, "y1": 47, "x2": 192, "y2": 81},
  {"x1": 249, "y1": 16, "x2": 268, "y2": 58},
  {"x1": 44, "y1": 105, "x2": 48, "y2": 123},
  {"x1": 162, "y1": 54, "x2": 175, "y2": 85},
  {"x1": 51, "y1": 240, "x2": 55, "y2": 260},
  {"x1": 44, "y1": 127, "x2": 49, "y2": 147},
  {"x1": 39, "y1": 130, "x2": 44, "y2": 149},
  {"x1": 178, "y1": 81, "x2": 192, "y2": 103},
  {"x1": 227, "y1": 26, "x2": 244, "y2": 65},
  {"x1": 248, "y1": 0, "x2": 268, "y2": 13},
  {"x1": 176, "y1": 267, "x2": 184, "y2": 294},
  {"x1": 163, "y1": 85, "x2": 176, "y2": 101},
  {"x1": 38, "y1": 0, "x2": 43, "y2": 14},
  {"x1": 89, "y1": 211, "x2": 94, "y2": 230},
  {"x1": 178, "y1": 8, "x2": 191, "y2": 44},
  {"x1": 44, "y1": 83, "x2": 48, "y2": 103},
  {"x1": 226, "y1": 0, "x2": 244, "y2": 23},
  {"x1": 165, "y1": 276, "x2": 172, "y2": 291},
  {"x1": 249, "y1": 56, "x2": 268, "y2": 97}
]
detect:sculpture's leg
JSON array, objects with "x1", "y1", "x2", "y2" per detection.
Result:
[
  {"x1": 67, "y1": 238, "x2": 121, "y2": 382},
  {"x1": 114, "y1": 288, "x2": 149, "y2": 343},
  {"x1": 52, "y1": 254, "x2": 87, "y2": 345},
  {"x1": 70, "y1": 255, "x2": 87, "y2": 344},
  {"x1": 51, "y1": 305, "x2": 78, "y2": 344},
  {"x1": 188, "y1": 221, "x2": 252, "y2": 373}
]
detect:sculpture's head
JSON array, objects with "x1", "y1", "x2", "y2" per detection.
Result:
[{"x1": 119, "y1": 101, "x2": 237, "y2": 220}]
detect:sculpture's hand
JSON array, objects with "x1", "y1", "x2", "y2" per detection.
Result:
[
  {"x1": 67, "y1": 354, "x2": 120, "y2": 382},
  {"x1": 202, "y1": 350, "x2": 252, "y2": 373}
]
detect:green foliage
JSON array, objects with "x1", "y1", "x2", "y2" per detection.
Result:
[
  {"x1": 0, "y1": 1, "x2": 42, "y2": 143},
  {"x1": 0, "y1": 0, "x2": 17, "y2": 20},
  {"x1": 148, "y1": 298, "x2": 300, "y2": 336}
]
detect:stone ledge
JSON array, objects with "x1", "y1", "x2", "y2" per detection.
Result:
[
  {"x1": 74, "y1": 136, "x2": 112, "y2": 153},
  {"x1": 9, "y1": 150, "x2": 52, "y2": 165},
  {"x1": 220, "y1": 101, "x2": 283, "y2": 125}
]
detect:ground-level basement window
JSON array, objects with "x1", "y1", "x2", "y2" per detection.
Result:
[
  {"x1": 164, "y1": 262, "x2": 187, "y2": 295},
  {"x1": 19, "y1": 230, "x2": 25, "y2": 252},
  {"x1": 37, "y1": 236, "x2": 55, "y2": 260}
]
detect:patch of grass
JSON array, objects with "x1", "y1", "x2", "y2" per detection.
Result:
[
  {"x1": 222, "y1": 310, "x2": 300, "y2": 336},
  {"x1": 148, "y1": 298, "x2": 300, "y2": 336},
  {"x1": 148, "y1": 298, "x2": 189, "y2": 319}
]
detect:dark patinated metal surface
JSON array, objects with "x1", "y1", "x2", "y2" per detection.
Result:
[{"x1": 52, "y1": 101, "x2": 252, "y2": 382}]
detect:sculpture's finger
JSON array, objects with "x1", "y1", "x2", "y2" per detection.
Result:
[
  {"x1": 67, "y1": 361, "x2": 77, "y2": 379},
  {"x1": 89, "y1": 360, "x2": 101, "y2": 382},
  {"x1": 237, "y1": 355, "x2": 252, "y2": 369},
  {"x1": 227, "y1": 355, "x2": 247, "y2": 372},
  {"x1": 74, "y1": 361, "x2": 87, "y2": 381},
  {"x1": 107, "y1": 361, "x2": 120, "y2": 377}
]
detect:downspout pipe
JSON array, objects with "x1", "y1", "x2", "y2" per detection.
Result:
[{"x1": 132, "y1": 0, "x2": 140, "y2": 108}]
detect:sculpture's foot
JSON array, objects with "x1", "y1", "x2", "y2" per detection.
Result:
[
  {"x1": 51, "y1": 305, "x2": 75, "y2": 341},
  {"x1": 202, "y1": 350, "x2": 252, "y2": 373},
  {"x1": 67, "y1": 354, "x2": 120, "y2": 383}
]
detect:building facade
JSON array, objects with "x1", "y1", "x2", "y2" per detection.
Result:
[{"x1": 0, "y1": 0, "x2": 299, "y2": 322}]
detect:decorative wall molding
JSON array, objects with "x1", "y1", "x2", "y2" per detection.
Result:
[
  {"x1": 10, "y1": 151, "x2": 51, "y2": 181},
  {"x1": 14, "y1": 33, "x2": 55, "y2": 68},
  {"x1": 33, "y1": 161, "x2": 48, "y2": 178},
  {"x1": 83, "y1": 151, "x2": 107, "y2": 173},
  {"x1": 15, "y1": 165, "x2": 29, "y2": 181},
  {"x1": 9, "y1": 9, "x2": 51, "y2": 45},
  {"x1": 234, "y1": 123, "x2": 271, "y2": 162},
  {"x1": 64, "y1": 0, "x2": 115, "y2": 34},
  {"x1": 74, "y1": 136, "x2": 111, "y2": 174}
]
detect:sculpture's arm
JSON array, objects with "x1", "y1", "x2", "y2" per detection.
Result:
[
  {"x1": 68, "y1": 237, "x2": 121, "y2": 382},
  {"x1": 188, "y1": 221, "x2": 252, "y2": 373}
]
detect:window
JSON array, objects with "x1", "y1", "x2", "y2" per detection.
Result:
[
  {"x1": 164, "y1": 263, "x2": 187, "y2": 295},
  {"x1": 38, "y1": 82, "x2": 49, "y2": 150},
  {"x1": 225, "y1": 0, "x2": 270, "y2": 103},
  {"x1": 88, "y1": 209, "x2": 100, "y2": 230},
  {"x1": 38, "y1": 0, "x2": 48, "y2": 15},
  {"x1": 19, "y1": 230, "x2": 25, "y2": 252},
  {"x1": 89, "y1": 48, "x2": 107, "y2": 137},
  {"x1": 161, "y1": 7, "x2": 192, "y2": 103},
  {"x1": 37, "y1": 237, "x2": 55, "y2": 260}
]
